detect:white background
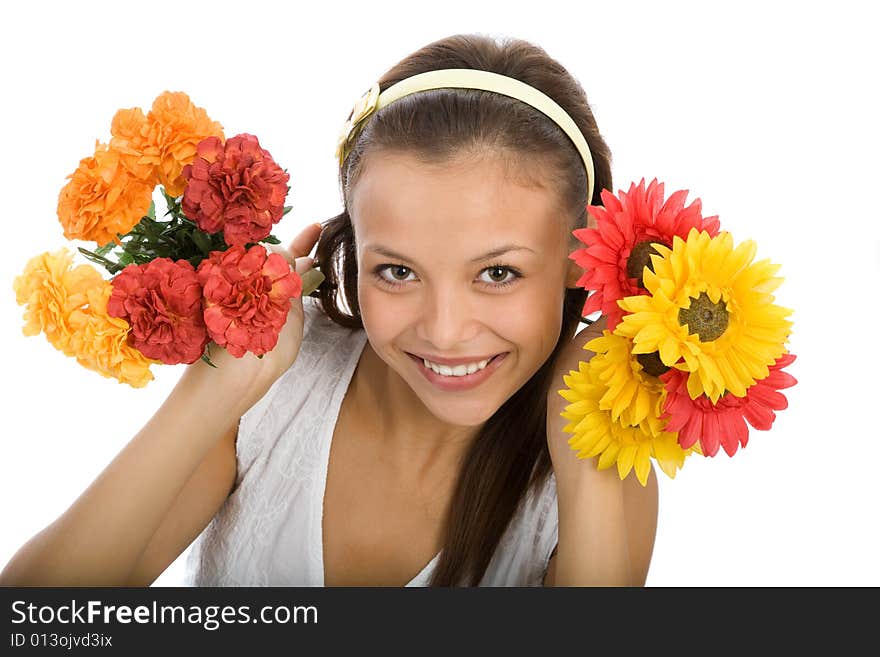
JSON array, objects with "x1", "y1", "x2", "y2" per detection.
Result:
[{"x1": 1, "y1": 0, "x2": 877, "y2": 586}]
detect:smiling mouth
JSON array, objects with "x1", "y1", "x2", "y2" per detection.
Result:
[{"x1": 405, "y1": 352, "x2": 506, "y2": 369}]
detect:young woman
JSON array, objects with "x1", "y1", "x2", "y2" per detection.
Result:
[{"x1": 0, "y1": 33, "x2": 657, "y2": 587}]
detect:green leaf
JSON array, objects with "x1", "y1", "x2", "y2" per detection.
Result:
[
  {"x1": 300, "y1": 268, "x2": 325, "y2": 296},
  {"x1": 191, "y1": 229, "x2": 213, "y2": 255},
  {"x1": 147, "y1": 200, "x2": 156, "y2": 220},
  {"x1": 200, "y1": 343, "x2": 219, "y2": 368},
  {"x1": 262, "y1": 234, "x2": 281, "y2": 245},
  {"x1": 282, "y1": 205, "x2": 292, "y2": 216},
  {"x1": 142, "y1": 218, "x2": 161, "y2": 241},
  {"x1": 78, "y1": 247, "x2": 121, "y2": 275},
  {"x1": 94, "y1": 242, "x2": 116, "y2": 257},
  {"x1": 118, "y1": 252, "x2": 134, "y2": 267}
]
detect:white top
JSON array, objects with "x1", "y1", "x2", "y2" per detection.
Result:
[{"x1": 184, "y1": 296, "x2": 559, "y2": 586}]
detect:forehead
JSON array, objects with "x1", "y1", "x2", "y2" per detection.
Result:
[{"x1": 349, "y1": 151, "x2": 564, "y2": 246}]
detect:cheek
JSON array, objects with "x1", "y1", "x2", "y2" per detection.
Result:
[
  {"x1": 485, "y1": 285, "x2": 564, "y2": 353},
  {"x1": 522, "y1": 291, "x2": 564, "y2": 356},
  {"x1": 357, "y1": 284, "x2": 399, "y2": 337}
]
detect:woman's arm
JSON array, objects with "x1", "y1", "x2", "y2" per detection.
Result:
[
  {"x1": 546, "y1": 458, "x2": 658, "y2": 586},
  {"x1": 0, "y1": 364, "x2": 249, "y2": 587},
  {"x1": 541, "y1": 315, "x2": 659, "y2": 586},
  {"x1": 0, "y1": 227, "x2": 322, "y2": 586}
]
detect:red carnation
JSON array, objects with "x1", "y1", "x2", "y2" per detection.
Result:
[
  {"x1": 107, "y1": 258, "x2": 209, "y2": 365},
  {"x1": 571, "y1": 178, "x2": 721, "y2": 330},
  {"x1": 196, "y1": 244, "x2": 302, "y2": 358},
  {"x1": 660, "y1": 354, "x2": 797, "y2": 457},
  {"x1": 181, "y1": 133, "x2": 290, "y2": 247}
]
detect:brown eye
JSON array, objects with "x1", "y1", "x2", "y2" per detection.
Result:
[
  {"x1": 389, "y1": 265, "x2": 411, "y2": 281},
  {"x1": 373, "y1": 264, "x2": 417, "y2": 286},
  {"x1": 486, "y1": 266, "x2": 508, "y2": 282},
  {"x1": 478, "y1": 265, "x2": 519, "y2": 286}
]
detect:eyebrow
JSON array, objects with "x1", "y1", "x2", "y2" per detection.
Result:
[{"x1": 366, "y1": 243, "x2": 536, "y2": 266}]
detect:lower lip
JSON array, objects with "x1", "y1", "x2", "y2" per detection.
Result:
[{"x1": 406, "y1": 352, "x2": 508, "y2": 392}]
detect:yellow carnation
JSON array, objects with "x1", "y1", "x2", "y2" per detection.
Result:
[
  {"x1": 13, "y1": 248, "x2": 158, "y2": 387},
  {"x1": 13, "y1": 248, "x2": 104, "y2": 353},
  {"x1": 67, "y1": 283, "x2": 158, "y2": 388}
]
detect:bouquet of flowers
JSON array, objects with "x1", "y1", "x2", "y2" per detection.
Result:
[
  {"x1": 12, "y1": 91, "x2": 323, "y2": 387},
  {"x1": 558, "y1": 179, "x2": 797, "y2": 485}
]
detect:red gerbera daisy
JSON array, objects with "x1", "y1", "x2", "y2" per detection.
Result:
[
  {"x1": 660, "y1": 353, "x2": 797, "y2": 457},
  {"x1": 570, "y1": 178, "x2": 721, "y2": 330}
]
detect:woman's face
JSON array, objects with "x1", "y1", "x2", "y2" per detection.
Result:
[{"x1": 349, "y1": 150, "x2": 582, "y2": 427}]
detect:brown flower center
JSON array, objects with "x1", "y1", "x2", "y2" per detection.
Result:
[
  {"x1": 636, "y1": 351, "x2": 671, "y2": 377},
  {"x1": 626, "y1": 241, "x2": 664, "y2": 288},
  {"x1": 678, "y1": 292, "x2": 729, "y2": 342}
]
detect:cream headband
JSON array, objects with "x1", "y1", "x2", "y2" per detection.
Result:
[{"x1": 335, "y1": 68, "x2": 595, "y2": 203}]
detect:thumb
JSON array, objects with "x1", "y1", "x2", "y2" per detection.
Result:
[
  {"x1": 265, "y1": 244, "x2": 324, "y2": 295},
  {"x1": 293, "y1": 255, "x2": 314, "y2": 276}
]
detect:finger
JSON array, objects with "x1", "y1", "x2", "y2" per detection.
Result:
[
  {"x1": 293, "y1": 255, "x2": 314, "y2": 276},
  {"x1": 264, "y1": 245, "x2": 315, "y2": 275},
  {"x1": 288, "y1": 223, "x2": 323, "y2": 259},
  {"x1": 265, "y1": 242, "x2": 297, "y2": 267}
]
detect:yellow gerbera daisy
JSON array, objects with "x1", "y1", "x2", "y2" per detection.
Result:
[
  {"x1": 557, "y1": 358, "x2": 693, "y2": 486},
  {"x1": 585, "y1": 330, "x2": 668, "y2": 435},
  {"x1": 616, "y1": 228, "x2": 793, "y2": 403}
]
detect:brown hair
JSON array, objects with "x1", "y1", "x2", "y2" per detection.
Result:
[{"x1": 311, "y1": 33, "x2": 612, "y2": 586}]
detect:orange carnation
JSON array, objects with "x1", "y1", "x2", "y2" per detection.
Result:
[
  {"x1": 140, "y1": 91, "x2": 224, "y2": 197},
  {"x1": 57, "y1": 140, "x2": 154, "y2": 247},
  {"x1": 109, "y1": 107, "x2": 155, "y2": 181}
]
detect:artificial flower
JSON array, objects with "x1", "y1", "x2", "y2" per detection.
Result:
[
  {"x1": 584, "y1": 330, "x2": 668, "y2": 435},
  {"x1": 56, "y1": 141, "x2": 155, "y2": 247},
  {"x1": 107, "y1": 257, "x2": 208, "y2": 365},
  {"x1": 12, "y1": 248, "x2": 159, "y2": 386},
  {"x1": 661, "y1": 353, "x2": 797, "y2": 457},
  {"x1": 182, "y1": 133, "x2": 290, "y2": 247},
  {"x1": 108, "y1": 107, "x2": 156, "y2": 181},
  {"x1": 571, "y1": 178, "x2": 720, "y2": 330},
  {"x1": 558, "y1": 358, "x2": 693, "y2": 486},
  {"x1": 67, "y1": 282, "x2": 159, "y2": 388},
  {"x1": 13, "y1": 248, "x2": 106, "y2": 354},
  {"x1": 197, "y1": 244, "x2": 302, "y2": 357},
  {"x1": 139, "y1": 91, "x2": 224, "y2": 197},
  {"x1": 615, "y1": 228, "x2": 793, "y2": 403}
]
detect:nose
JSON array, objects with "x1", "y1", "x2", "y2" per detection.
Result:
[{"x1": 415, "y1": 283, "x2": 479, "y2": 351}]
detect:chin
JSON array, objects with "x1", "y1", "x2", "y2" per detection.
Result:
[{"x1": 420, "y1": 397, "x2": 501, "y2": 428}]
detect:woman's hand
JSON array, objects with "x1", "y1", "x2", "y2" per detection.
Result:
[
  {"x1": 179, "y1": 223, "x2": 324, "y2": 416},
  {"x1": 545, "y1": 314, "x2": 607, "y2": 486},
  {"x1": 543, "y1": 313, "x2": 659, "y2": 586}
]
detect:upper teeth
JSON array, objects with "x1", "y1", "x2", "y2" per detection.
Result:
[{"x1": 423, "y1": 356, "x2": 492, "y2": 377}]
